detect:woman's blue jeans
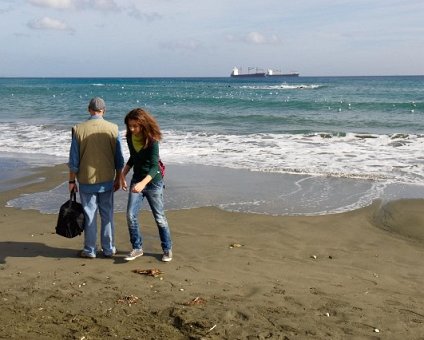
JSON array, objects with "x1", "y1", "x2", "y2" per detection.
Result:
[{"x1": 126, "y1": 180, "x2": 172, "y2": 252}]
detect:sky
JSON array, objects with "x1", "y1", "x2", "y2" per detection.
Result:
[{"x1": 0, "y1": 0, "x2": 423, "y2": 77}]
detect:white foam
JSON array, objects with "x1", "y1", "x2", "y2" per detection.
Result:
[
  {"x1": 240, "y1": 83, "x2": 322, "y2": 90},
  {"x1": 0, "y1": 122, "x2": 423, "y2": 186},
  {"x1": 0, "y1": 123, "x2": 71, "y2": 159},
  {"x1": 161, "y1": 131, "x2": 424, "y2": 186}
]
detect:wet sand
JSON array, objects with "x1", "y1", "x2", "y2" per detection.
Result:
[{"x1": 1, "y1": 164, "x2": 424, "y2": 339}]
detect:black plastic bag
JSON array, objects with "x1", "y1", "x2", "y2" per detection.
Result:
[{"x1": 56, "y1": 191, "x2": 85, "y2": 238}]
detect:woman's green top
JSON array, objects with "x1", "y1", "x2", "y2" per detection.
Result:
[{"x1": 126, "y1": 134, "x2": 162, "y2": 183}]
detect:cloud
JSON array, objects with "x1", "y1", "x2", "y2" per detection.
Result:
[
  {"x1": 28, "y1": 16, "x2": 73, "y2": 31},
  {"x1": 14, "y1": 33, "x2": 31, "y2": 38},
  {"x1": 226, "y1": 32, "x2": 282, "y2": 45},
  {"x1": 0, "y1": 1, "x2": 14, "y2": 14},
  {"x1": 245, "y1": 32, "x2": 281, "y2": 45},
  {"x1": 28, "y1": 0, "x2": 120, "y2": 11},
  {"x1": 160, "y1": 39, "x2": 203, "y2": 51},
  {"x1": 87, "y1": 0, "x2": 119, "y2": 11},
  {"x1": 126, "y1": 6, "x2": 161, "y2": 22},
  {"x1": 28, "y1": 0, "x2": 73, "y2": 9}
]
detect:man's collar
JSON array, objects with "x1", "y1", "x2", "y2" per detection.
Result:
[{"x1": 89, "y1": 114, "x2": 104, "y2": 120}]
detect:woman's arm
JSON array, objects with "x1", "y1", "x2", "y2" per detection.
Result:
[
  {"x1": 131, "y1": 174, "x2": 153, "y2": 193},
  {"x1": 146, "y1": 141, "x2": 160, "y2": 179},
  {"x1": 131, "y1": 141, "x2": 159, "y2": 193}
]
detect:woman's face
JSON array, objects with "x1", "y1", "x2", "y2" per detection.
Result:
[{"x1": 127, "y1": 119, "x2": 142, "y2": 136}]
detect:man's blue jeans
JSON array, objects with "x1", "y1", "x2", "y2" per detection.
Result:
[
  {"x1": 126, "y1": 180, "x2": 172, "y2": 252},
  {"x1": 80, "y1": 190, "x2": 116, "y2": 257}
]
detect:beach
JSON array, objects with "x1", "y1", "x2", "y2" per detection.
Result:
[{"x1": 1, "y1": 164, "x2": 424, "y2": 339}]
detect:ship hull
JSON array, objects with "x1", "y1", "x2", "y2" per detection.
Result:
[
  {"x1": 230, "y1": 72, "x2": 299, "y2": 78},
  {"x1": 230, "y1": 73, "x2": 266, "y2": 78},
  {"x1": 267, "y1": 73, "x2": 299, "y2": 77}
]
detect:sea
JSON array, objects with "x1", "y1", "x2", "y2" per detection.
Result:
[{"x1": 1, "y1": 76, "x2": 423, "y2": 216}]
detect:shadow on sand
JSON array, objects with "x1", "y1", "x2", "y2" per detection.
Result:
[
  {"x1": 0, "y1": 241, "x2": 79, "y2": 264},
  {"x1": 0, "y1": 241, "x2": 165, "y2": 264}
]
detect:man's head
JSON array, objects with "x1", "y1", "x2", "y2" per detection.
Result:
[{"x1": 88, "y1": 97, "x2": 106, "y2": 113}]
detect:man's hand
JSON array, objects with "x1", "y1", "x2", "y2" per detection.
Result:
[
  {"x1": 113, "y1": 178, "x2": 121, "y2": 192},
  {"x1": 69, "y1": 182, "x2": 78, "y2": 193}
]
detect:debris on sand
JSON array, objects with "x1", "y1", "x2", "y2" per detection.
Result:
[
  {"x1": 132, "y1": 268, "x2": 163, "y2": 277},
  {"x1": 116, "y1": 295, "x2": 139, "y2": 306},
  {"x1": 184, "y1": 296, "x2": 207, "y2": 306}
]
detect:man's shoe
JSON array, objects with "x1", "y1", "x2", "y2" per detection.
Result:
[
  {"x1": 161, "y1": 250, "x2": 173, "y2": 262},
  {"x1": 103, "y1": 249, "x2": 117, "y2": 258},
  {"x1": 80, "y1": 250, "x2": 96, "y2": 259},
  {"x1": 124, "y1": 248, "x2": 144, "y2": 261}
]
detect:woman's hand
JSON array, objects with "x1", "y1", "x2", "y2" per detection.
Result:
[{"x1": 131, "y1": 181, "x2": 145, "y2": 193}]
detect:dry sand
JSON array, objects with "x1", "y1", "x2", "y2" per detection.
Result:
[{"x1": 1, "y1": 164, "x2": 424, "y2": 339}]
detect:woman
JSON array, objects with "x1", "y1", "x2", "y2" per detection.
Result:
[{"x1": 120, "y1": 108, "x2": 172, "y2": 262}]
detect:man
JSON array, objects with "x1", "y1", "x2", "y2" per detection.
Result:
[{"x1": 68, "y1": 97, "x2": 124, "y2": 258}]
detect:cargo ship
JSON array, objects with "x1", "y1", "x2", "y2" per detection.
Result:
[
  {"x1": 230, "y1": 67, "x2": 299, "y2": 78},
  {"x1": 230, "y1": 67, "x2": 266, "y2": 77},
  {"x1": 266, "y1": 68, "x2": 300, "y2": 77}
]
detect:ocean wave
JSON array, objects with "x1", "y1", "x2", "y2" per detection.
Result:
[
  {"x1": 240, "y1": 84, "x2": 322, "y2": 90},
  {"x1": 0, "y1": 122, "x2": 422, "y2": 186},
  {"x1": 161, "y1": 131, "x2": 423, "y2": 185}
]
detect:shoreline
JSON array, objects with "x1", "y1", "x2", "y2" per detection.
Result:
[
  {"x1": 1, "y1": 163, "x2": 424, "y2": 338},
  {"x1": 3, "y1": 155, "x2": 424, "y2": 216}
]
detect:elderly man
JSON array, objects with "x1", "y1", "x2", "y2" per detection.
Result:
[{"x1": 68, "y1": 97, "x2": 124, "y2": 258}]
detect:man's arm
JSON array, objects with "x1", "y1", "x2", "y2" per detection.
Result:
[{"x1": 68, "y1": 130, "x2": 80, "y2": 192}]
